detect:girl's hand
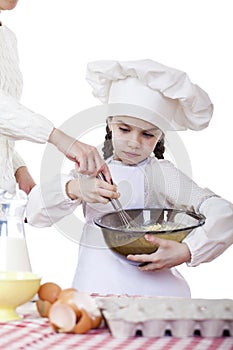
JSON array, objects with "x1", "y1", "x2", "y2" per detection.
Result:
[
  {"x1": 15, "y1": 166, "x2": 36, "y2": 194},
  {"x1": 66, "y1": 176, "x2": 119, "y2": 203},
  {"x1": 127, "y1": 234, "x2": 191, "y2": 271}
]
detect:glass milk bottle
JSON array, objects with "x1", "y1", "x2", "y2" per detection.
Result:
[{"x1": 0, "y1": 188, "x2": 32, "y2": 272}]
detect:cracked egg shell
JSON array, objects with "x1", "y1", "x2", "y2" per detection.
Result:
[
  {"x1": 91, "y1": 315, "x2": 102, "y2": 329},
  {"x1": 49, "y1": 300, "x2": 76, "y2": 333},
  {"x1": 58, "y1": 289, "x2": 101, "y2": 318},
  {"x1": 57, "y1": 288, "x2": 81, "y2": 317},
  {"x1": 72, "y1": 309, "x2": 92, "y2": 334}
]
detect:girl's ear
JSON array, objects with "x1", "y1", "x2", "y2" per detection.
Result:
[
  {"x1": 154, "y1": 129, "x2": 163, "y2": 141},
  {"x1": 107, "y1": 116, "x2": 113, "y2": 131}
]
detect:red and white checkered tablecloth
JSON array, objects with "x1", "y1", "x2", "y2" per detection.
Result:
[{"x1": 0, "y1": 303, "x2": 232, "y2": 350}]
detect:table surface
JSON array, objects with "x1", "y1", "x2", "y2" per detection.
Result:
[{"x1": 0, "y1": 303, "x2": 232, "y2": 350}]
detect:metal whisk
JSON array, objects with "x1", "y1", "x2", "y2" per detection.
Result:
[{"x1": 97, "y1": 173, "x2": 139, "y2": 229}]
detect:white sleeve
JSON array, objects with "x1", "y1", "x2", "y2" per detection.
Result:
[
  {"x1": 149, "y1": 159, "x2": 217, "y2": 210},
  {"x1": 183, "y1": 196, "x2": 233, "y2": 266},
  {"x1": 0, "y1": 94, "x2": 54, "y2": 143},
  {"x1": 12, "y1": 150, "x2": 26, "y2": 173},
  {"x1": 150, "y1": 160, "x2": 233, "y2": 265},
  {"x1": 26, "y1": 174, "x2": 81, "y2": 227}
]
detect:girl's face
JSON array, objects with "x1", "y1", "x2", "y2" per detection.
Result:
[
  {"x1": 109, "y1": 116, "x2": 162, "y2": 165},
  {"x1": 0, "y1": 0, "x2": 18, "y2": 11}
]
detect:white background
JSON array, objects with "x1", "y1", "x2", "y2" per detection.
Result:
[{"x1": 1, "y1": 0, "x2": 232, "y2": 298}]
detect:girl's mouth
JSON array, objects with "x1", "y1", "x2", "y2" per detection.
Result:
[{"x1": 123, "y1": 151, "x2": 140, "y2": 158}]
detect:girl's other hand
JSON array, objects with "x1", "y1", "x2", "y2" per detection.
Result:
[{"x1": 127, "y1": 234, "x2": 191, "y2": 271}]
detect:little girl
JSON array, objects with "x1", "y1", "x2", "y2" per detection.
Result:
[{"x1": 27, "y1": 59, "x2": 233, "y2": 297}]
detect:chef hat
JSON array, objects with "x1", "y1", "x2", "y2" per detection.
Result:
[{"x1": 86, "y1": 59, "x2": 213, "y2": 132}]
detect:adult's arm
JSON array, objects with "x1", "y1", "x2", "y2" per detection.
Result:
[
  {"x1": 0, "y1": 94, "x2": 112, "y2": 181},
  {"x1": 0, "y1": 93, "x2": 53, "y2": 142}
]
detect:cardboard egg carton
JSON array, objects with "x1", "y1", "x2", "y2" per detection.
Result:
[{"x1": 96, "y1": 296, "x2": 233, "y2": 338}]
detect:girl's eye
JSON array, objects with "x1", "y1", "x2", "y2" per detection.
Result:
[
  {"x1": 143, "y1": 132, "x2": 154, "y2": 138},
  {"x1": 119, "y1": 127, "x2": 130, "y2": 133}
]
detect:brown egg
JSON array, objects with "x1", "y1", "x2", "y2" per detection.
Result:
[
  {"x1": 38, "y1": 282, "x2": 62, "y2": 304},
  {"x1": 36, "y1": 299, "x2": 51, "y2": 318},
  {"x1": 72, "y1": 309, "x2": 92, "y2": 334}
]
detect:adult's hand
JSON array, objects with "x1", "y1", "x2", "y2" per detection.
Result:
[
  {"x1": 48, "y1": 128, "x2": 112, "y2": 183},
  {"x1": 15, "y1": 166, "x2": 36, "y2": 195},
  {"x1": 127, "y1": 234, "x2": 191, "y2": 271}
]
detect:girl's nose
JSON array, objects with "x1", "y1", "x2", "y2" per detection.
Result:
[{"x1": 127, "y1": 133, "x2": 140, "y2": 148}]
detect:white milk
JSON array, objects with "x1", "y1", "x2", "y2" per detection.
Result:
[{"x1": 0, "y1": 237, "x2": 32, "y2": 272}]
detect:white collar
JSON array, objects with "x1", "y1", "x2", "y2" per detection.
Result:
[{"x1": 106, "y1": 156, "x2": 151, "y2": 168}]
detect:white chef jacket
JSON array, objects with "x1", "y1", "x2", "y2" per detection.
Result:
[{"x1": 27, "y1": 156, "x2": 233, "y2": 296}]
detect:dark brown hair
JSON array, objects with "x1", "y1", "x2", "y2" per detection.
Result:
[{"x1": 102, "y1": 123, "x2": 165, "y2": 160}]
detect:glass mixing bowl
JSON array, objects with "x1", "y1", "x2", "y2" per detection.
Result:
[{"x1": 94, "y1": 208, "x2": 205, "y2": 265}]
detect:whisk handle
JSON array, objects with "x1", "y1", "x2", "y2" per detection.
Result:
[
  {"x1": 97, "y1": 173, "x2": 122, "y2": 211},
  {"x1": 110, "y1": 198, "x2": 122, "y2": 211}
]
